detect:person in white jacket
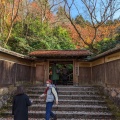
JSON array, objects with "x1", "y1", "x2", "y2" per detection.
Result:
[{"x1": 40, "y1": 80, "x2": 58, "y2": 120}]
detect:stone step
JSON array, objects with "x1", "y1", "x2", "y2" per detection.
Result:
[
  {"x1": 35, "y1": 106, "x2": 109, "y2": 112},
  {"x1": 6, "y1": 104, "x2": 110, "y2": 112},
  {"x1": 27, "y1": 90, "x2": 100, "y2": 95},
  {"x1": 27, "y1": 86, "x2": 97, "y2": 88},
  {"x1": 7, "y1": 99, "x2": 106, "y2": 106},
  {"x1": 1, "y1": 111, "x2": 114, "y2": 119},
  {"x1": 0, "y1": 118, "x2": 116, "y2": 120},
  {"x1": 27, "y1": 86, "x2": 99, "y2": 91},
  {"x1": 0, "y1": 85, "x2": 115, "y2": 119},
  {"x1": 28, "y1": 94, "x2": 101, "y2": 97},
  {"x1": 28, "y1": 94, "x2": 102, "y2": 100},
  {"x1": 29, "y1": 99, "x2": 106, "y2": 105}
]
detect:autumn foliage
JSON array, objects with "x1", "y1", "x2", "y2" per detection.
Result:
[
  {"x1": 0, "y1": 0, "x2": 120, "y2": 53},
  {"x1": 61, "y1": 21, "x2": 120, "y2": 49}
]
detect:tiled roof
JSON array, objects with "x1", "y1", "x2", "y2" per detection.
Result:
[
  {"x1": 29, "y1": 50, "x2": 92, "y2": 58},
  {"x1": 89, "y1": 45, "x2": 120, "y2": 61},
  {"x1": 0, "y1": 47, "x2": 32, "y2": 60}
]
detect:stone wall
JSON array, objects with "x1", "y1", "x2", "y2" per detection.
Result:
[
  {"x1": 0, "y1": 86, "x2": 16, "y2": 109},
  {"x1": 102, "y1": 87, "x2": 120, "y2": 108}
]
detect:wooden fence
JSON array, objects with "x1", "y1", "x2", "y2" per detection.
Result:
[
  {"x1": 0, "y1": 48, "x2": 119, "y2": 87},
  {"x1": 0, "y1": 60, "x2": 35, "y2": 87},
  {"x1": 92, "y1": 59, "x2": 120, "y2": 87},
  {"x1": 78, "y1": 67, "x2": 91, "y2": 85},
  {"x1": 78, "y1": 50, "x2": 120, "y2": 87}
]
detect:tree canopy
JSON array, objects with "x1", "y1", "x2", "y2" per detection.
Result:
[
  {"x1": 0, "y1": 0, "x2": 120, "y2": 55},
  {"x1": 7, "y1": 18, "x2": 75, "y2": 54}
]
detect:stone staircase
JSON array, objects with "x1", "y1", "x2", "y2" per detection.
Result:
[{"x1": 0, "y1": 85, "x2": 116, "y2": 120}]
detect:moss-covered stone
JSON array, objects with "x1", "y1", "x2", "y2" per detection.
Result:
[{"x1": 99, "y1": 86, "x2": 120, "y2": 119}]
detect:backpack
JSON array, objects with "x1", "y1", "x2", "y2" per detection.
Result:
[
  {"x1": 52, "y1": 84, "x2": 58, "y2": 95},
  {"x1": 51, "y1": 85, "x2": 58, "y2": 101}
]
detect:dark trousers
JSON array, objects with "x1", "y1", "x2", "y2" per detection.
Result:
[{"x1": 46, "y1": 102, "x2": 55, "y2": 120}]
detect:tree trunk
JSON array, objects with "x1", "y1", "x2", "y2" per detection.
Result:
[
  {"x1": 3, "y1": 0, "x2": 20, "y2": 47},
  {"x1": 3, "y1": 23, "x2": 13, "y2": 47}
]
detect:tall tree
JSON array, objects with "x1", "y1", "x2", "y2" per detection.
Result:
[
  {"x1": 75, "y1": 15, "x2": 86, "y2": 27},
  {"x1": 63, "y1": 0, "x2": 120, "y2": 52},
  {"x1": 0, "y1": 0, "x2": 9, "y2": 41},
  {"x1": 3, "y1": 0, "x2": 21, "y2": 47},
  {"x1": 33, "y1": 0, "x2": 64, "y2": 24}
]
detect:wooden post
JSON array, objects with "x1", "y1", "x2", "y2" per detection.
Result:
[
  {"x1": 73, "y1": 60, "x2": 79, "y2": 86},
  {"x1": 91, "y1": 64, "x2": 92, "y2": 85},
  {"x1": 44, "y1": 60, "x2": 49, "y2": 85},
  {"x1": 104, "y1": 57, "x2": 107, "y2": 87}
]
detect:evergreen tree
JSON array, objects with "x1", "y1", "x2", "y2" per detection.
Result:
[{"x1": 75, "y1": 15, "x2": 85, "y2": 27}]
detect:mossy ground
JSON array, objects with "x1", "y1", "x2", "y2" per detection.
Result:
[
  {"x1": 104, "y1": 96, "x2": 120, "y2": 119},
  {"x1": 0, "y1": 100, "x2": 11, "y2": 117},
  {"x1": 99, "y1": 87, "x2": 120, "y2": 119}
]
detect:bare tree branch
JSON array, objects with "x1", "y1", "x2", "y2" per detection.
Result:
[
  {"x1": 64, "y1": 0, "x2": 89, "y2": 46},
  {"x1": 63, "y1": 0, "x2": 120, "y2": 52}
]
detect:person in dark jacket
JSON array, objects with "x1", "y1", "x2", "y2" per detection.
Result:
[{"x1": 12, "y1": 86, "x2": 32, "y2": 120}]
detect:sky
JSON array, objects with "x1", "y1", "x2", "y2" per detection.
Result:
[
  {"x1": 29, "y1": 0, "x2": 120, "y2": 20},
  {"x1": 68, "y1": 0, "x2": 120, "y2": 20}
]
